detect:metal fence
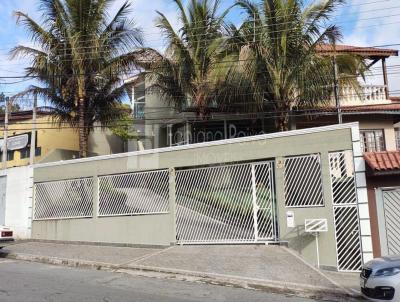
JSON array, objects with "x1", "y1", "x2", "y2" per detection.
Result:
[
  {"x1": 381, "y1": 189, "x2": 400, "y2": 255},
  {"x1": 329, "y1": 151, "x2": 363, "y2": 272},
  {"x1": 284, "y1": 154, "x2": 324, "y2": 207},
  {"x1": 98, "y1": 170, "x2": 169, "y2": 216},
  {"x1": 175, "y1": 161, "x2": 276, "y2": 244},
  {"x1": 34, "y1": 178, "x2": 94, "y2": 220}
]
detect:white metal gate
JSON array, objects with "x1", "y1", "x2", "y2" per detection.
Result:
[
  {"x1": 329, "y1": 151, "x2": 363, "y2": 272},
  {"x1": 0, "y1": 176, "x2": 6, "y2": 225},
  {"x1": 175, "y1": 161, "x2": 276, "y2": 244},
  {"x1": 379, "y1": 188, "x2": 400, "y2": 255}
]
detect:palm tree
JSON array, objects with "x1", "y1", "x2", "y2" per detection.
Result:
[
  {"x1": 11, "y1": 0, "x2": 144, "y2": 157},
  {"x1": 144, "y1": 0, "x2": 235, "y2": 117},
  {"x1": 230, "y1": 0, "x2": 366, "y2": 131}
]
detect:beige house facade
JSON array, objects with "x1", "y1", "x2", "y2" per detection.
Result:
[{"x1": 126, "y1": 45, "x2": 400, "y2": 155}]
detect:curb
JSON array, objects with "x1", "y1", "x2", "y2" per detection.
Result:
[{"x1": 2, "y1": 252, "x2": 364, "y2": 301}]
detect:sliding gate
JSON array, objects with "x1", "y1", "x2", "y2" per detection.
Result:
[{"x1": 175, "y1": 161, "x2": 277, "y2": 244}]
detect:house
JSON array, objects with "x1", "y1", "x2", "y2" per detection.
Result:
[
  {"x1": 363, "y1": 151, "x2": 400, "y2": 258},
  {"x1": 0, "y1": 108, "x2": 126, "y2": 168},
  {"x1": 125, "y1": 44, "x2": 400, "y2": 261},
  {"x1": 125, "y1": 45, "x2": 400, "y2": 153}
]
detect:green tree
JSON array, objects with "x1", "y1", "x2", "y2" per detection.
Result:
[
  {"x1": 109, "y1": 104, "x2": 137, "y2": 141},
  {"x1": 228, "y1": 0, "x2": 366, "y2": 131},
  {"x1": 11, "y1": 0, "x2": 144, "y2": 157},
  {"x1": 0, "y1": 93, "x2": 21, "y2": 114},
  {"x1": 144, "y1": 0, "x2": 235, "y2": 117}
]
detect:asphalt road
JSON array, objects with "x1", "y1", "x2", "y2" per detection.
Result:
[{"x1": 0, "y1": 259, "x2": 319, "y2": 302}]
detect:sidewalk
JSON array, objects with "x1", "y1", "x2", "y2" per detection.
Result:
[{"x1": 0, "y1": 241, "x2": 363, "y2": 301}]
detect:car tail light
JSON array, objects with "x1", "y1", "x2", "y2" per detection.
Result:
[{"x1": 1, "y1": 231, "x2": 13, "y2": 237}]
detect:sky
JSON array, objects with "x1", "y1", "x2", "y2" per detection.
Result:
[{"x1": 0, "y1": 0, "x2": 399, "y2": 108}]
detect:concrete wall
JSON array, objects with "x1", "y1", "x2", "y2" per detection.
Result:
[
  {"x1": 33, "y1": 214, "x2": 173, "y2": 246},
  {"x1": 88, "y1": 126, "x2": 125, "y2": 156},
  {"x1": 0, "y1": 166, "x2": 33, "y2": 239},
  {"x1": 32, "y1": 123, "x2": 369, "y2": 268}
]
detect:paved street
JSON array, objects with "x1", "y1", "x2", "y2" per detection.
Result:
[{"x1": 0, "y1": 259, "x2": 319, "y2": 302}]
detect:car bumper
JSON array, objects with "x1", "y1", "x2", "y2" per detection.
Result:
[
  {"x1": 361, "y1": 276, "x2": 399, "y2": 301},
  {"x1": 0, "y1": 238, "x2": 14, "y2": 242}
]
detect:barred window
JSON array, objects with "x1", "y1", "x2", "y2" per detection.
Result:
[
  {"x1": 360, "y1": 129, "x2": 385, "y2": 152},
  {"x1": 396, "y1": 128, "x2": 400, "y2": 150}
]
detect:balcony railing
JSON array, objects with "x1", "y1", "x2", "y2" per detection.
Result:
[{"x1": 339, "y1": 85, "x2": 388, "y2": 105}]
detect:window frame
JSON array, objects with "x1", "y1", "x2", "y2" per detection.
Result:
[
  {"x1": 395, "y1": 128, "x2": 400, "y2": 150},
  {"x1": 360, "y1": 129, "x2": 386, "y2": 152}
]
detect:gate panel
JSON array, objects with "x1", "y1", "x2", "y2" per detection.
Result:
[
  {"x1": 382, "y1": 189, "x2": 400, "y2": 255},
  {"x1": 34, "y1": 178, "x2": 94, "y2": 220},
  {"x1": 99, "y1": 170, "x2": 169, "y2": 217},
  {"x1": 254, "y1": 163, "x2": 276, "y2": 240},
  {"x1": 329, "y1": 151, "x2": 363, "y2": 272},
  {"x1": 175, "y1": 162, "x2": 275, "y2": 244}
]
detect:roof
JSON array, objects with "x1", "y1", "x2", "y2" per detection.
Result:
[
  {"x1": 317, "y1": 44, "x2": 399, "y2": 58},
  {"x1": 364, "y1": 151, "x2": 400, "y2": 174},
  {"x1": 299, "y1": 102, "x2": 400, "y2": 118},
  {"x1": 340, "y1": 103, "x2": 400, "y2": 113},
  {"x1": 0, "y1": 107, "x2": 54, "y2": 122}
]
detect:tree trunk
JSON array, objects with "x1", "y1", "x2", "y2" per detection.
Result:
[
  {"x1": 198, "y1": 106, "x2": 207, "y2": 119},
  {"x1": 277, "y1": 113, "x2": 289, "y2": 132},
  {"x1": 78, "y1": 97, "x2": 88, "y2": 158},
  {"x1": 276, "y1": 103, "x2": 290, "y2": 132}
]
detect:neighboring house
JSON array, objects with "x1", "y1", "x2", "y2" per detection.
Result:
[
  {"x1": 125, "y1": 74, "x2": 175, "y2": 151},
  {"x1": 125, "y1": 45, "x2": 400, "y2": 153},
  {"x1": 296, "y1": 45, "x2": 400, "y2": 152},
  {"x1": 363, "y1": 151, "x2": 400, "y2": 258},
  {"x1": 0, "y1": 108, "x2": 126, "y2": 168}
]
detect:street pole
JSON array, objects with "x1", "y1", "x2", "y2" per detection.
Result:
[
  {"x1": 30, "y1": 93, "x2": 37, "y2": 165},
  {"x1": 2, "y1": 97, "x2": 8, "y2": 169},
  {"x1": 333, "y1": 55, "x2": 342, "y2": 124}
]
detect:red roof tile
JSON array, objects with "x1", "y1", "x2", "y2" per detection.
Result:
[
  {"x1": 317, "y1": 44, "x2": 399, "y2": 58},
  {"x1": 340, "y1": 103, "x2": 400, "y2": 112},
  {"x1": 364, "y1": 151, "x2": 400, "y2": 172}
]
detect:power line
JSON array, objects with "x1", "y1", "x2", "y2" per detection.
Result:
[{"x1": 1, "y1": 7, "x2": 400, "y2": 56}]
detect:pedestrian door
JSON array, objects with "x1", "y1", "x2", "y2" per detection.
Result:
[
  {"x1": 175, "y1": 161, "x2": 277, "y2": 244},
  {"x1": 0, "y1": 176, "x2": 7, "y2": 225},
  {"x1": 377, "y1": 188, "x2": 400, "y2": 256}
]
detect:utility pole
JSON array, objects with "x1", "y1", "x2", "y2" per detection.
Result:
[
  {"x1": 2, "y1": 97, "x2": 8, "y2": 169},
  {"x1": 30, "y1": 93, "x2": 37, "y2": 165},
  {"x1": 253, "y1": 11, "x2": 256, "y2": 44},
  {"x1": 382, "y1": 58, "x2": 390, "y2": 100},
  {"x1": 333, "y1": 55, "x2": 342, "y2": 124}
]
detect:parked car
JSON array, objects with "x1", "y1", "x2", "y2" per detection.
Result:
[
  {"x1": 361, "y1": 255, "x2": 400, "y2": 301},
  {"x1": 0, "y1": 226, "x2": 14, "y2": 248}
]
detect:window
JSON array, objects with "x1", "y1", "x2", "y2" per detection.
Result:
[
  {"x1": 360, "y1": 130, "x2": 386, "y2": 152},
  {"x1": 133, "y1": 102, "x2": 145, "y2": 119},
  {"x1": 20, "y1": 147, "x2": 41, "y2": 159},
  {"x1": 133, "y1": 81, "x2": 145, "y2": 119},
  {"x1": 284, "y1": 154, "x2": 324, "y2": 207},
  {"x1": 35, "y1": 147, "x2": 42, "y2": 156},
  {"x1": 0, "y1": 151, "x2": 15, "y2": 161},
  {"x1": 20, "y1": 148, "x2": 29, "y2": 159},
  {"x1": 396, "y1": 128, "x2": 400, "y2": 150}
]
